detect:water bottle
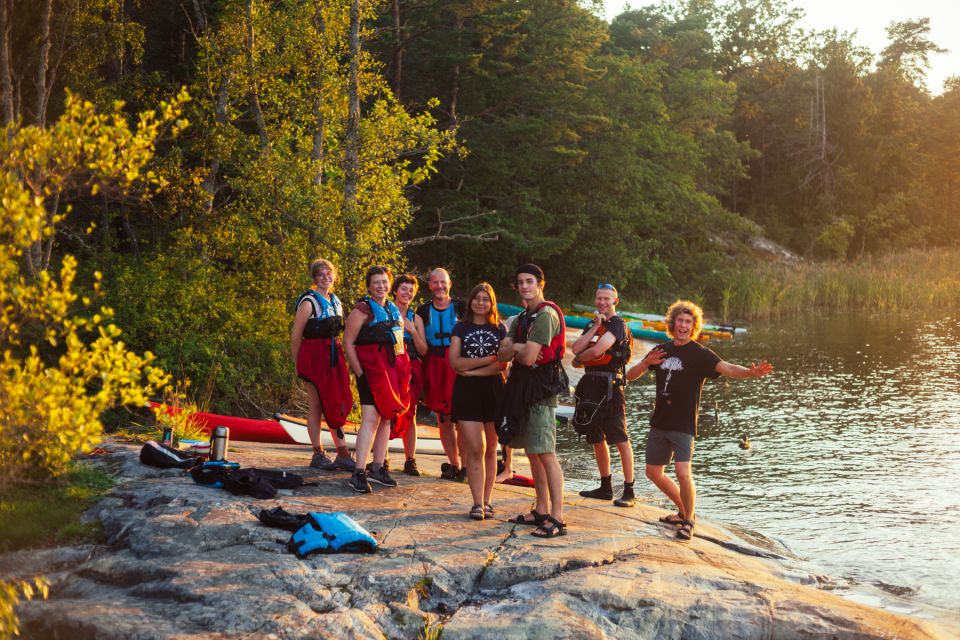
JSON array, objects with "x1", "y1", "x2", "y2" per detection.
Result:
[
  {"x1": 161, "y1": 427, "x2": 173, "y2": 447},
  {"x1": 210, "y1": 426, "x2": 229, "y2": 461}
]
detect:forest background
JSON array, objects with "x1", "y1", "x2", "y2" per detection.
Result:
[{"x1": 2, "y1": 0, "x2": 959, "y2": 420}]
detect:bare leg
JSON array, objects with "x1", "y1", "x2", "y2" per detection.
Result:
[
  {"x1": 402, "y1": 416, "x2": 417, "y2": 460},
  {"x1": 527, "y1": 453, "x2": 549, "y2": 515},
  {"x1": 674, "y1": 461, "x2": 696, "y2": 521},
  {"x1": 646, "y1": 464, "x2": 685, "y2": 516},
  {"x1": 437, "y1": 413, "x2": 461, "y2": 468},
  {"x1": 593, "y1": 441, "x2": 611, "y2": 477},
  {"x1": 482, "y1": 423, "x2": 498, "y2": 505},
  {"x1": 371, "y1": 416, "x2": 391, "y2": 465},
  {"x1": 536, "y1": 452, "x2": 565, "y2": 523},
  {"x1": 353, "y1": 404, "x2": 381, "y2": 470},
  {"x1": 615, "y1": 440, "x2": 634, "y2": 484},
  {"x1": 495, "y1": 445, "x2": 514, "y2": 482},
  {"x1": 458, "y1": 420, "x2": 486, "y2": 507},
  {"x1": 304, "y1": 382, "x2": 324, "y2": 453}
]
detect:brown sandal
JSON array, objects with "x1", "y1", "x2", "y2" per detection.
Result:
[
  {"x1": 659, "y1": 512, "x2": 685, "y2": 526},
  {"x1": 677, "y1": 519, "x2": 695, "y2": 540},
  {"x1": 469, "y1": 504, "x2": 485, "y2": 521}
]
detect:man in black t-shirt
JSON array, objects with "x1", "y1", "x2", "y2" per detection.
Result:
[
  {"x1": 627, "y1": 299, "x2": 773, "y2": 541},
  {"x1": 571, "y1": 284, "x2": 636, "y2": 507}
]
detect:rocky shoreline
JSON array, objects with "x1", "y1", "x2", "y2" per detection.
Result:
[{"x1": 2, "y1": 439, "x2": 953, "y2": 639}]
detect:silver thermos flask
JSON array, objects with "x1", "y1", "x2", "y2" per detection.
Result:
[{"x1": 210, "y1": 426, "x2": 229, "y2": 461}]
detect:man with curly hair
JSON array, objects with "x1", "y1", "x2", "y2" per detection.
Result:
[{"x1": 627, "y1": 299, "x2": 773, "y2": 540}]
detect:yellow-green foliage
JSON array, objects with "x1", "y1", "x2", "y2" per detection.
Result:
[
  {"x1": 724, "y1": 249, "x2": 960, "y2": 320},
  {"x1": 0, "y1": 577, "x2": 48, "y2": 639},
  {"x1": 0, "y1": 92, "x2": 188, "y2": 481}
]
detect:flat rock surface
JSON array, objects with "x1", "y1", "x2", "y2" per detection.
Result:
[{"x1": 2, "y1": 439, "x2": 953, "y2": 639}]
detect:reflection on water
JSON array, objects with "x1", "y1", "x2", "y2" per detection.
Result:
[{"x1": 557, "y1": 313, "x2": 960, "y2": 614}]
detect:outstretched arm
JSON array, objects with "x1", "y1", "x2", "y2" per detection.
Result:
[{"x1": 715, "y1": 360, "x2": 774, "y2": 379}]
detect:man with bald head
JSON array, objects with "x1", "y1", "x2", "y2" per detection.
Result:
[{"x1": 415, "y1": 268, "x2": 466, "y2": 480}]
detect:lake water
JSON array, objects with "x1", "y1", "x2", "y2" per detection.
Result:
[{"x1": 557, "y1": 312, "x2": 960, "y2": 620}]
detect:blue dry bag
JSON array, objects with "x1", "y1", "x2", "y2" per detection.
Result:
[{"x1": 288, "y1": 512, "x2": 378, "y2": 557}]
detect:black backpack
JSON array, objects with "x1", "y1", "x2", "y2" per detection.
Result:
[
  {"x1": 222, "y1": 469, "x2": 305, "y2": 499},
  {"x1": 140, "y1": 440, "x2": 202, "y2": 469}
]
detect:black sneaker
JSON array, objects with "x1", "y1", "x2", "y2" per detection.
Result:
[
  {"x1": 455, "y1": 466, "x2": 468, "y2": 483},
  {"x1": 310, "y1": 451, "x2": 338, "y2": 470},
  {"x1": 613, "y1": 488, "x2": 636, "y2": 508},
  {"x1": 403, "y1": 458, "x2": 420, "y2": 476},
  {"x1": 348, "y1": 471, "x2": 372, "y2": 493},
  {"x1": 579, "y1": 485, "x2": 613, "y2": 501},
  {"x1": 440, "y1": 463, "x2": 460, "y2": 480},
  {"x1": 367, "y1": 465, "x2": 398, "y2": 488}
]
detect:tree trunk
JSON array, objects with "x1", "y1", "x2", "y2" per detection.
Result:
[
  {"x1": 449, "y1": 13, "x2": 462, "y2": 123},
  {"x1": 202, "y1": 70, "x2": 232, "y2": 205},
  {"x1": 245, "y1": 0, "x2": 269, "y2": 149},
  {"x1": 34, "y1": 0, "x2": 52, "y2": 128},
  {"x1": 342, "y1": 0, "x2": 361, "y2": 249},
  {"x1": 0, "y1": 0, "x2": 14, "y2": 126},
  {"x1": 391, "y1": 0, "x2": 402, "y2": 103},
  {"x1": 311, "y1": 4, "x2": 326, "y2": 188}
]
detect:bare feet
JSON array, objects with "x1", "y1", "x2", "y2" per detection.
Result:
[{"x1": 495, "y1": 468, "x2": 515, "y2": 484}]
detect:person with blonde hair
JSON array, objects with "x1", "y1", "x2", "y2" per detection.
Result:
[
  {"x1": 627, "y1": 299, "x2": 773, "y2": 540},
  {"x1": 290, "y1": 258, "x2": 355, "y2": 471},
  {"x1": 449, "y1": 282, "x2": 508, "y2": 520}
]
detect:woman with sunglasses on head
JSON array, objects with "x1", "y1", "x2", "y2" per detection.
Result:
[
  {"x1": 343, "y1": 266, "x2": 411, "y2": 493},
  {"x1": 290, "y1": 258, "x2": 356, "y2": 471},
  {"x1": 449, "y1": 282, "x2": 508, "y2": 520}
]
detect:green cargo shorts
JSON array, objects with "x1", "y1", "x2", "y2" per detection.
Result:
[{"x1": 522, "y1": 402, "x2": 556, "y2": 455}]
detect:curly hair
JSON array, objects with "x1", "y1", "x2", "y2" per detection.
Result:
[
  {"x1": 391, "y1": 273, "x2": 419, "y2": 296},
  {"x1": 665, "y1": 299, "x2": 703, "y2": 340}
]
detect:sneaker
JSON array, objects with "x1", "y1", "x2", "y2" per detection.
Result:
[
  {"x1": 367, "y1": 465, "x2": 398, "y2": 488},
  {"x1": 310, "y1": 451, "x2": 337, "y2": 470},
  {"x1": 440, "y1": 463, "x2": 460, "y2": 480},
  {"x1": 613, "y1": 488, "x2": 635, "y2": 508},
  {"x1": 348, "y1": 470, "x2": 372, "y2": 493},
  {"x1": 333, "y1": 454, "x2": 356, "y2": 472},
  {"x1": 403, "y1": 458, "x2": 420, "y2": 476},
  {"x1": 579, "y1": 485, "x2": 613, "y2": 501}
]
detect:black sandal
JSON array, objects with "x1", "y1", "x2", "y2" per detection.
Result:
[
  {"x1": 469, "y1": 504, "x2": 485, "y2": 521},
  {"x1": 677, "y1": 519, "x2": 695, "y2": 540},
  {"x1": 659, "y1": 512, "x2": 685, "y2": 526},
  {"x1": 508, "y1": 510, "x2": 546, "y2": 526},
  {"x1": 531, "y1": 516, "x2": 567, "y2": 538},
  {"x1": 483, "y1": 503, "x2": 494, "y2": 518}
]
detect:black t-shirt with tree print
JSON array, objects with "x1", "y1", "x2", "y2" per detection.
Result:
[{"x1": 649, "y1": 340, "x2": 721, "y2": 436}]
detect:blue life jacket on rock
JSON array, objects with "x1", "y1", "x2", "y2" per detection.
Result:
[{"x1": 288, "y1": 512, "x2": 378, "y2": 556}]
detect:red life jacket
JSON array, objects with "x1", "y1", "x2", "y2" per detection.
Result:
[{"x1": 514, "y1": 300, "x2": 566, "y2": 365}]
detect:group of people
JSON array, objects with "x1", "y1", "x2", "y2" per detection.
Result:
[{"x1": 291, "y1": 259, "x2": 772, "y2": 541}]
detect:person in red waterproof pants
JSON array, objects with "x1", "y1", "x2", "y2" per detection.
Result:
[
  {"x1": 343, "y1": 266, "x2": 411, "y2": 493},
  {"x1": 290, "y1": 258, "x2": 355, "y2": 471},
  {"x1": 392, "y1": 274, "x2": 428, "y2": 476},
  {"x1": 414, "y1": 268, "x2": 466, "y2": 481}
]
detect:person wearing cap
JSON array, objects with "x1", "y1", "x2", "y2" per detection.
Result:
[
  {"x1": 571, "y1": 283, "x2": 636, "y2": 507},
  {"x1": 498, "y1": 264, "x2": 569, "y2": 538},
  {"x1": 626, "y1": 299, "x2": 773, "y2": 540}
]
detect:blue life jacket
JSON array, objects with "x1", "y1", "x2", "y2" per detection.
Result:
[
  {"x1": 298, "y1": 290, "x2": 344, "y2": 339},
  {"x1": 418, "y1": 300, "x2": 462, "y2": 349},
  {"x1": 403, "y1": 308, "x2": 420, "y2": 360},
  {"x1": 355, "y1": 297, "x2": 403, "y2": 345},
  {"x1": 288, "y1": 512, "x2": 378, "y2": 556}
]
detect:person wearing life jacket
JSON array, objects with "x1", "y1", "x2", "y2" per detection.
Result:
[
  {"x1": 449, "y1": 282, "x2": 508, "y2": 521},
  {"x1": 570, "y1": 283, "x2": 636, "y2": 507},
  {"x1": 498, "y1": 264, "x2": 569, "y2": 539},
  {"x1": 391, "y1": 274, "x2": 428, "y2": 476},
  {"x1": 343, "y1": 266, "x2": 411, "y2": 494},
  {"x1": 290, "y1": 258, "x2": 356, "y2": 471},
  {"x1": 414, "y1": 268, "x2": 466, "y2": 481}
]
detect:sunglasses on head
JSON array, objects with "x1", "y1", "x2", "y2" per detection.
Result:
[{"x1": 597, "y1": 283, "x2": 616, "y2": 290}]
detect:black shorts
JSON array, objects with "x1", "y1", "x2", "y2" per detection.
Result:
[
  {"x1": 584, "y1": 384, "x2": 628, "y2": 445},
  {"x1": 451, "y1": 374, "x2": 504, "y2": 423},
  {"x1": 356, "y1": 373, "x2": 375, "y2": 406}
]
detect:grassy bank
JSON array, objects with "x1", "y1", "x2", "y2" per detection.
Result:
[
  {"x1": 719, "y1": 248, "x2": 960, "y2": 321},
  {"x1": 0, "y1": 463, "x2": 113, "y2": 553}
]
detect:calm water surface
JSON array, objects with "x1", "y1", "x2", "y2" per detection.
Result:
[{"x1": 557, "y1": 313, "x2": 960, "y2": 617}]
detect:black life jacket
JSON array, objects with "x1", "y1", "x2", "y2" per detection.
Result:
[{"x1": 355, "y1": 297, "x2": 404, "y2": 346}]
